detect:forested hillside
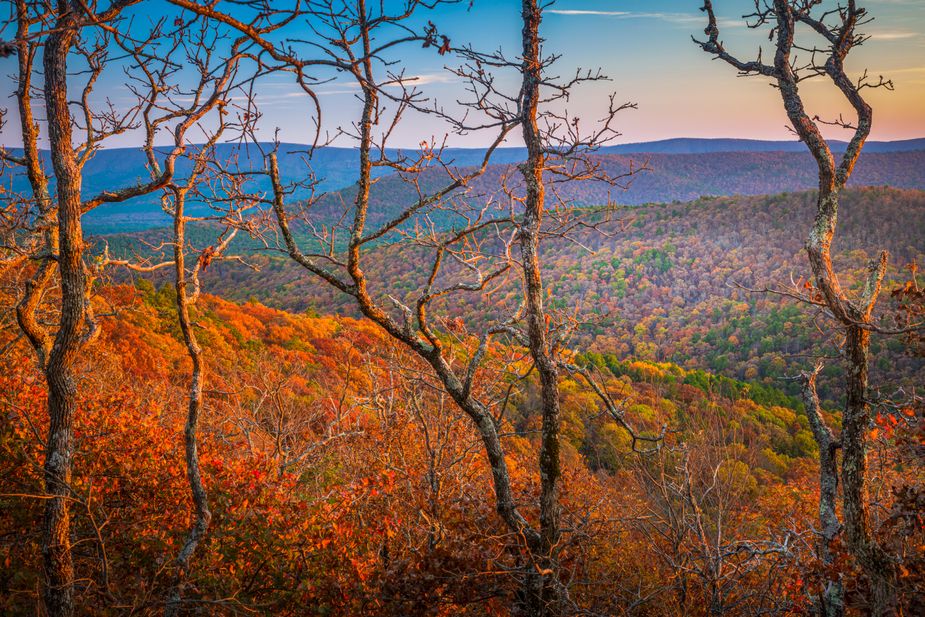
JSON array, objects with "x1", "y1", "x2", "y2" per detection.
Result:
[
  {"x1": 98, "y1": 149, "x2": 925, "y2": 257},
  {"x1": 179, "y1": 187, "x2": 925, "y2": 404},
  {"x1": 359, "y1": 150, "x2": 925, "y2": 215},
  {"x1": 0, "y1": 283, "x2": 888, "y2": 614},
  {"x1": 5, "y1": 0, "x2": 924, "y2": 614}
]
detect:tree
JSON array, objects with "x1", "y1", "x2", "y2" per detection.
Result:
[
  {"x1": 632, "y1": 413, "x2": 798, "y2": 614},
  {"x1": 166, "y1": 0, "x2": 637, "y2": 613},
  {"x1": 1, "y1": 3, "x2": 244, "y2": 613},
  {"x1": 695, "y1": 2, "x2": 900, "y2": 614},
  {"x1": 93, "y1": 20, "x2": 267, "y2": 611}
]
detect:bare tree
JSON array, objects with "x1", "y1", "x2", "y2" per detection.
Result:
[
  {"x1": 164, "y1": 0, "x2": 642, "y2": 614},
  {"x1": 5, "y1": 1, "x2": 56, "y2": 371},
  {"x1": 633, "y1": 419, "x2": 799, "y2": 615},
  {"x1": 695, "y1": 2, "x2": 900, "y2": 614},
  {"x1": 133, "y1": 41, "x2": 252, "y2": 617},
  {"x1": 225, "y1": 343, "x2": 365, "y2": 478},
  {"x1": 1, "y1": 3, "x2": 252, "y2": 613},
  {"x1": 97, "y1": 23, "x2": 266, "y2": 612}
]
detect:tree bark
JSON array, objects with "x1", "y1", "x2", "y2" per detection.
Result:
[
  {"x1": 41, "y1": 7, "x2": 82, "y2": 614},
  {"x1": 516, "y1": 1, "x2": 562, "y2": 614},
  {"x1": 164, "y1": 189, "x2": 211, "y2": 616},
  {"x1": 842, "y1": 325, "x2": 898, "y2": 616},
  {"x1": 802, "y1": 366, "x2": 844, "y2": 617},
  {"x1": 13, "y1": 0, "x2": 57, "y2": 369}
]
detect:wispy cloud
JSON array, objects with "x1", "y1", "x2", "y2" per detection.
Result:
[
  {"x1": 636, "y1": 12, "x2": 705, "y2": 25},
  {"x1": 311, "y1": 73, "x2": 458, "y2": 97},
  {"x1": 547, "y1": 9, "x2": 742, "y2": 28},
  {"x1": 400, "y1": 73, "x2": 460, "y2": 86},
  {"x1": 868, "y1": 30, "x2": 920, "y2": 40},
  {"x1": 316, "y1": 89, "x2": 360, "y2": 97},
  {"x1": 547, "y1": 10, "x2": 630, "y2": 16}
]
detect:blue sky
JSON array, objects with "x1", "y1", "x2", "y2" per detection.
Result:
[{"x1": 1, "y1": 0, "x2": 922, "y2": 148}]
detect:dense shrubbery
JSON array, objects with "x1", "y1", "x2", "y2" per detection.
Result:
[{"x1": 2, "y1": 284, "x2": 879, "y2": 615}]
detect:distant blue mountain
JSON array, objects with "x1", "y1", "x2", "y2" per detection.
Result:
[
  {"x1": 598, "y1": 137, "x2": 925, "y2": 154},
  {"x1": 4, "y1": 137, "x2": 922, "y2": 234},
  {"x1": 3, "y1": 142, "x2": 533, "y2": 234}
]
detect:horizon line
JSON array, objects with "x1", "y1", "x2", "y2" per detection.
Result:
[{"x1": 7, "y1": 135, "x2": 925, "y2": 153}]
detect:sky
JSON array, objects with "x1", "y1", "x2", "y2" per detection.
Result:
[{"x1": 1, "y1": 0, "x2": 923, "y2": 148}]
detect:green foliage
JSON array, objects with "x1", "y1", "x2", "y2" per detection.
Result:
[{"x1": 121, "y1": 188, "x2": 925, "y2": 405}]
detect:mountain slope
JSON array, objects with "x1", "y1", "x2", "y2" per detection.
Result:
[
  {"x1": 598, "y1": 136, "x2": 925, "y2": 154},
  {"x1": 0, "y1": 282, "x2": 825, "y2": 613},
  {"x1": 104, "y1": 148, "x2": 925, "y2": 249},
  {"x1": 195, "y1": 186, "x2": 925, "y2": 403},
  {"x1": 6, "y1": 139, "x2": 924, "y2": 233}
]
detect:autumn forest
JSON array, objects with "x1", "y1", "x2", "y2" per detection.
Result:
[{"x1": 0, "y1": 1, "x2": 923, "y2": 616}]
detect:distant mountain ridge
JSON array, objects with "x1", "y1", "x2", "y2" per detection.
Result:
[
  {"x1": 243, "y1": 149, "x2": 925, "y2": 237},
  {"x1": 598, "y1": 136, "x2": 925, "y2": 154},
  {"x1": 4, "y1": 137, "x2": 923, "y2": 234}
]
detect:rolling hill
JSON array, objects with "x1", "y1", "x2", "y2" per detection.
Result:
[
  {"x1": 168, "y1": 186, "x2": 925, "y2": 405},
  {"x1": 0, "y1": 282, "x2": 827, "y2": 613},
  {"x1": 6, "y1": 138, "x2": 924, "y2": 233},
  {"x1": 598, "y1": 136, "x2": 925, "y2": 154}
]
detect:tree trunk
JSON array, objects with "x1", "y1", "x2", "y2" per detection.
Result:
[
  {"x1": 801, "y1": 366, "x2": 844, "y2": 617},
  {"x1": 41, "y1": 10, "x2": 82, "y2": 615},
  {"x1": 817, "y1": 440, "x2": 844, "y2": 617},
  {"x1": 806, "y1": 190, "x2": 897, "y2": 616},
  {"x1": 13, "y1": 0, "x2": 57, "y2": 368},
  {"x1": 842, "y1": 324, "x2": 897, "y2": 617},
  {"x1": 164, "y1": 192, "x2": 211, "y2": 616},
  {"x1": 516, "y1": 1, "x2": 562, "y2": 614}
]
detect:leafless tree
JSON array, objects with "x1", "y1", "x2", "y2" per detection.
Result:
[
  {"x1": 633, "y1": 419, "x2": 800, "y2": 615},
  {"x1": 164, "y1": 0, "x2": 644, "y2": 614},
  {"x1": 100, "y1": 25, "x2": 262, "y2": 613},
  {"x1": 695, "y1": 2, "x2": 902, "y2": 614},
  {"x1": 0, "y1": 3, "x2": 257, "y2": 613},
  {"x1": 4, "y1": 1, "x2": 56, "y2": 371},
  {"x1": 224, "y1": 343, "x2": 365, "y2": 478}
]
